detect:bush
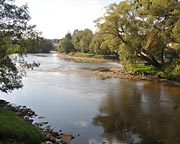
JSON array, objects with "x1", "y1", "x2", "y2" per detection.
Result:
[{"x1": 174, "y1": 65, "x2": 180, "y2": 74}]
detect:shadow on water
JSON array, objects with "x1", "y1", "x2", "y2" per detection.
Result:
[{"x1": 93, "y1": 80, "x2": 180, "y2": 144}]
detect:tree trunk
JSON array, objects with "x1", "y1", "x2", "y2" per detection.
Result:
[
  {"x1": 137, "y1": 48, "x2": 162, "y2": 68},
  {"x1": 138, "y1": 52, "x2": 162, "y2": 68}
]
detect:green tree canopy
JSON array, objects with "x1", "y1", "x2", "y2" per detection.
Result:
[
  {"x1": 89, "y1": 31, "x2": 111, "y2": 55},
  {"x1": 25, "y1": 37, "x2": 54, "y2": 53},
  {"x1": 39, "y1": 39, "x2": 53, "y2": 53},
  {"x1": 0, "y1": 0, "x2": 38, "y2": 93},
  {"x1": 58, "y1": 33, "x2": 75, "y2": 53},
  {"x1": 72, "y1": 28, "x2": 93, "y2": 53},
  {"x1": 95, "y1": 0, "x2": 180, "y2": 67}
]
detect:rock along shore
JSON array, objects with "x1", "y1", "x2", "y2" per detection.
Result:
[{"x1": 0, "y1": 100, "x2": 75, "y2": 144}]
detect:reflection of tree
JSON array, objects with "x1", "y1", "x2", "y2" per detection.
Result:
[{"x1": 93, "y1": 80, "x2": 180, "y2": 144}]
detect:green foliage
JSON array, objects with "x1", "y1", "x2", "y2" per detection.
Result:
[
  {"x1": 161, "y1": 60, "x2": 180, "y2": 80},
  {"x1": 124, "y1": 62, "x2": 180, "y2": 81},
  {"x1": 71, "y1": 52, "x2": 117, "y2": 60},
  {"x1": 74, "y1": 52, "x2": 95, "y2": 57},
  {"x1": 59, "y1": 29, "x2": 115, "y2": 58},
  {"x1": 57, "y1": 0, "x2": 180, "y2": 81},
  {"x1": 89, "y1": 32, "x2": 112, "y2": 55},
  {"x1": 21, "y1": 31, "x2": 43, "y2": 53},
  {"x1": 72, "y1": 52, "x2": 104, "y2": 58},
  {"x1": 0, "y1": 107, "x2": 44, "y2": 144},
  {"x1": 0, "y1": 56, "x2": 23, "y2": 93},
  {"x1": 39, "y1": 39, "x2": 53, "y2": 53},
  {"x1": 95, "y1": 0, "x2": 180, "y2": 68},
  {"x1": 26, "y1": 38, "x2": 53, "y2": 53},
  {"x1": 58, "y1": 33, "x2": 75, "y2": 53},
  {"x1": 124, "y1": 64, "x2": 157, "y2": 75},
  {"x1": 174, "y1": 65, "x2": 180, "y2": 74},
  {"x1": 72, "y1": 29, "x2": 93, "y2": 53},
  {"x1": 0, "y1": 0, "x2": 41, "y2": 93}
]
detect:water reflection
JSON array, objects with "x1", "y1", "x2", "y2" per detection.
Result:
[
  {"x1": 93, "y1": 80, "x2": 180, "y2": 144},
  {"x1": 75, "y1": 121, "x2": 89, "y2": 128},
  {"x1": 1, "y1": 54, "x2": 180, "y2": 144}
]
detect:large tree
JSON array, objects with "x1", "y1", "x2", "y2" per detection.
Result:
[
  {"x1": 89, "y1": 31, "x2": 111, "y2": 55},
  {"x1": 58, "y1": 33, "x2": 75, "y2": 53},
  {"x1": 72, "y1": 28, "x2": 93, "y2": 53},
  {"x1": 39, "y1": 39, "x2": 53, "y2": 53},
  {"x1": 25, "y1": 37, "x2": 54, "y2": 53},
  {"x1": 0, "y1": 0, "x2": 37, "y2": 93},
  {"x1": 95, "y1": 0, "x2": 180, "y2": 67}
]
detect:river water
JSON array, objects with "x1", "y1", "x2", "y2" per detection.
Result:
[{"x1": 1, "y1": 53, "x2": 180, "y2": 144}]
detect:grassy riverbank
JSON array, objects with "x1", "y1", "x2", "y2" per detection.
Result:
[
  {"x1": 0, "y1": 100, "x2": 74, "y2": 144},
  {"x1": 69, "y1": 52, "x2": 118, "y2": 60},
  {"x1": 0, "y1": 106, "x2": 44, "y2": 144},
  {"x1": 71, "y1": 52, "x2": 103, "y2": 58},
  {"x1": 58, "y1": 52, "x2": 118, "y2": 63},
  {"x1": 124, "y1": 64, "x2": 180, "y2": 81}
]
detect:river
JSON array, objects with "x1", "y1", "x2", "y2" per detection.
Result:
[{"x1": 1, "y1": 53, "x2": 180, "y2": 144}]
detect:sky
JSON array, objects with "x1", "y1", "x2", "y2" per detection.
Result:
[{"x1": 16, "y1": 0, "x2": 120, "y2": 39}]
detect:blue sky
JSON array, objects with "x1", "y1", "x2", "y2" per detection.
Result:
[{"x1": 16, "y1": 0, "x2": 120, "y2": 39}]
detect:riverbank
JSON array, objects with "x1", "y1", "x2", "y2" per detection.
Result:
[
  {"x1": 75, "y1": 67, "x2": 180, "y2": 86},
  {"x1": 0, "y1": 100, "x2": 74, "y2": 144},
  {"x1": 57, "y1": 53, "x2": 180, "y2": 87},
  {"x1": 58, "y1": 53, "x2": 118, "y2": 63},
  {"x1": 0, "y1": 100, "x2": 43, "y2": 144}
]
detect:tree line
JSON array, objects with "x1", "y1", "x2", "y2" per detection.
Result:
[
  {"x1": 0, "y1": 0, "x2": 180, "y2": 92},
  {"x1": 22, "y1": 35, "x2": 54, "y2": 53},
  {"x1": 58, "y1": 29, "x2": 114, "y2": 56},
  {"x1": 58, "y1": 0, "x2": 180, "y2": 69}
]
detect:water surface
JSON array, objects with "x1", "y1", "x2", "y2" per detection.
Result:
[{"x1": 1, "y1": 53, "x2": 180, "y2": 144}]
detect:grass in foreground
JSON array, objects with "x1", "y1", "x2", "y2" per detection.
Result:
[{"x1": 0, "y1": 107, "x2": 44, "y2": 144}]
